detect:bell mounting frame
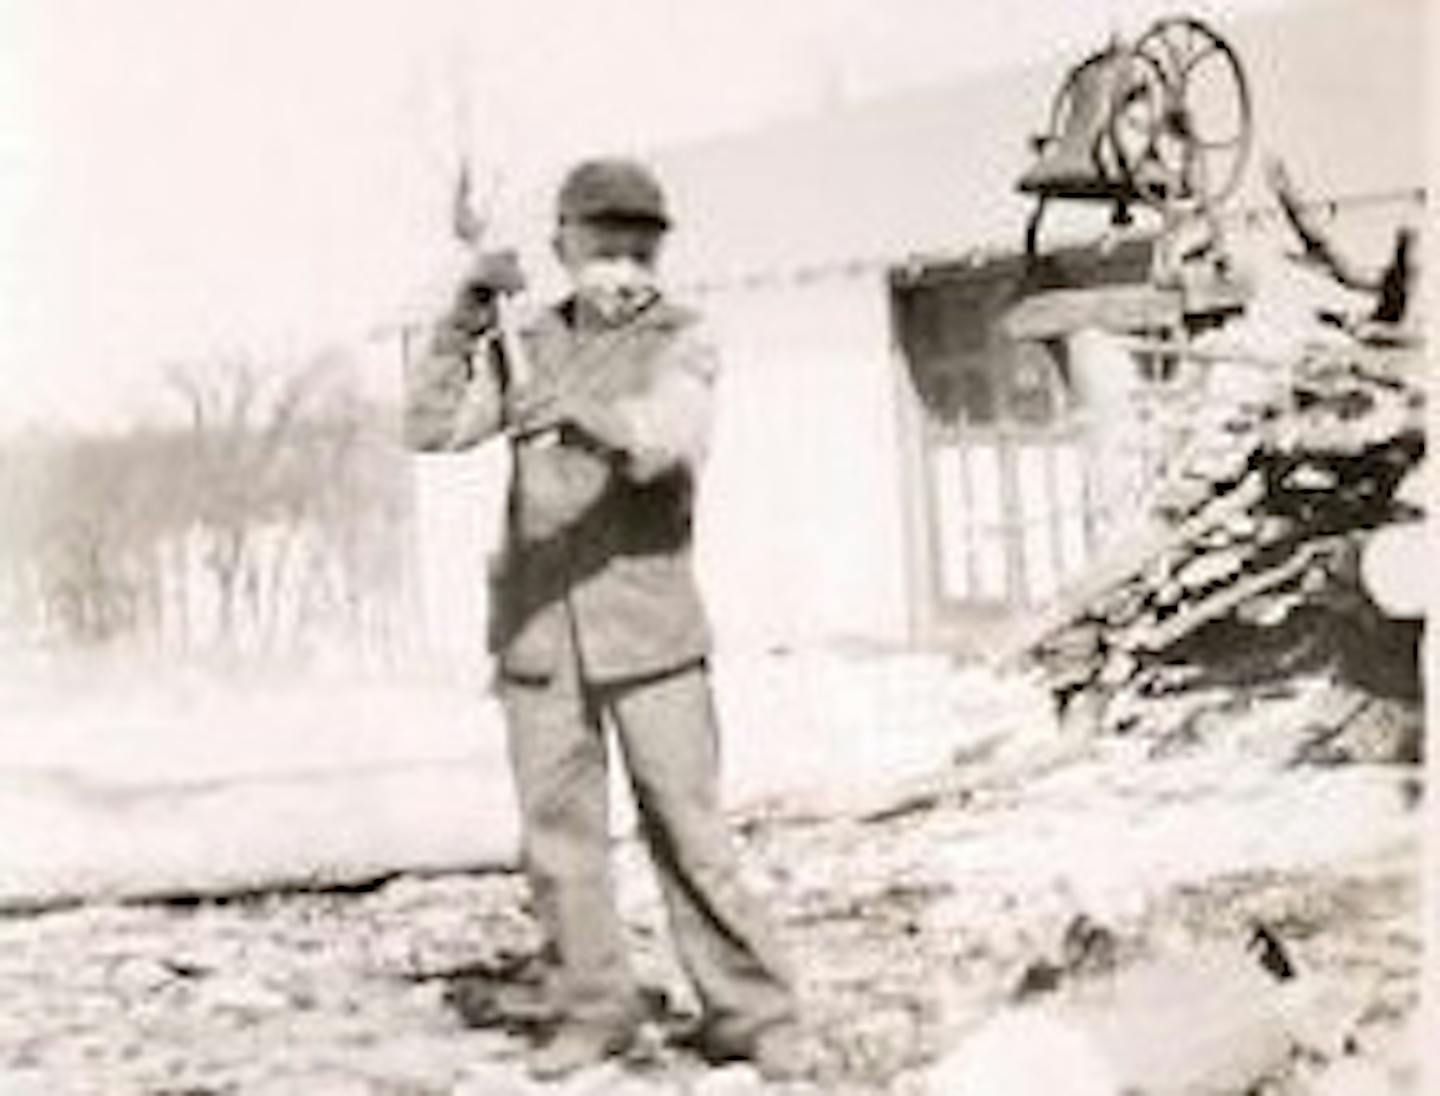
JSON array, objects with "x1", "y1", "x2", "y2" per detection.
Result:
[{"x1": 1019, "y1": 14, "x2": 1254, "y2": 254}]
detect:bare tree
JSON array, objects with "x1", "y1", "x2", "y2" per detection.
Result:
[
  {"x1": 161, "y1": 357, "x2": 338, "y2": 647},
  {"x1": 2, "y1": 343, "x2": 415, "y2": 662},
  {"x1": 153, "y1": 352, "x2": 413, "y2": 661}
]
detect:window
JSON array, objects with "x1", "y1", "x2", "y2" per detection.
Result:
[{"x1": 892, "y1": 240, "x2": 1156, "y2": 626}]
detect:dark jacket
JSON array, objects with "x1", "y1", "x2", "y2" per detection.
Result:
[{"x1": 404, "y1": 293, "x2": 718, "y2": 681}]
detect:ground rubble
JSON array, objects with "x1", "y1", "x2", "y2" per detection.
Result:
[{"x1": 0, "y1": 704, "x2": 1423, "y2": 1096}]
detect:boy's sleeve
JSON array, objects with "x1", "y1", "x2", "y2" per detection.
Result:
[
  {"x1": 610, "y1": 325, "x2": 720, "y2": 482},
  {"x1": 403, "y1": 312, "x2": 507, "y2": 453}
]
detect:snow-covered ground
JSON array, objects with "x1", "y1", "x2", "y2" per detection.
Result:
[
  {"x1": 0, "y1": 670, "x2": 1422, "y2": 1095},
  {"x1": 0, "y1": 648, "x2": 1050, "y2": 906}
]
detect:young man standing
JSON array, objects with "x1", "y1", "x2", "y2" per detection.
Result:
[{"x1": 404, "y1": 158, "x2": 801, "y2": 1081}]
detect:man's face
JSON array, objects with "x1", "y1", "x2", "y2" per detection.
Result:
[
  {"x1": 555, "y1": 217, "x2": 663, "y2": 272},
  {"x1": 555, "y1": 217, "x2": 665, "y2": 321}
]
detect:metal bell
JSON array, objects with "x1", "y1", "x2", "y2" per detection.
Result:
[{"x1": 1018, "y1": 52, "x2": 1127, "y2": 200}]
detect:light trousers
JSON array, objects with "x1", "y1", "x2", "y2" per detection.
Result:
[{"x1": 500, "y1": 627, "x2": 794, "y2": 1036}]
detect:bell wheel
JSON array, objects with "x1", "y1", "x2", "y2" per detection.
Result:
[{"x1": 1116, "y1": 16, "x2": 1253, "y2": 211}]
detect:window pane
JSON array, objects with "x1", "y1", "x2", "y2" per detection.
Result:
[{"x1": 931, "y1": 445, "x2": 971, "y2": 600}]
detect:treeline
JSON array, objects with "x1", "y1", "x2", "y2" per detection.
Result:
[{"x1": 0, "y1": 357, "x2": 418, "y2": 665}]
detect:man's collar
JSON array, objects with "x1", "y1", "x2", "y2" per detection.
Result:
[{"x1": 529, "y1": 293, "x2": 690, "y2": 337}]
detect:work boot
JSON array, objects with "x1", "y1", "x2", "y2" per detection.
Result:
[
  {"x1": 691, "y1": 1018, "x2": 817, "y2": 1082},
  {"x1": 526, "y1": 1018, "x2": 637, "y2": 1081},
  {"x1": 443, "y1": 951, "x2": 556, "y2": 1035},
  {"x1": 446, "y1": 975, "x2": 554, "y2": 1034}
]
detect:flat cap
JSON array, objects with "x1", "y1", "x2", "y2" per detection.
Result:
[{"x1": 557, "y1": 158, "x2": 670, "y2": 229}]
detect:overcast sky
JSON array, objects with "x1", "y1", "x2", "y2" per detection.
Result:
[{"x1": 1, "y1": 0, "x2": 1311, "y2": 431}]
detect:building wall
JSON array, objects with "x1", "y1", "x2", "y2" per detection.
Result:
[{"x1": 695, "y1": 270, "x2": 912, "y2": 652}]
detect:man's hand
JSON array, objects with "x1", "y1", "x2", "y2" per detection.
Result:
[
  {"x1": 556, "y1": 395, "x2": 632, "y2": 451},
  {"x1": 507, "y1": 384, "x2": 565, "y2": 439},
  {"x1": 450, "y1": 250, "x2": 527, "y2": 338},
  {"x1": 508, "y1": 386, "x2": 631, "y2": 452}
]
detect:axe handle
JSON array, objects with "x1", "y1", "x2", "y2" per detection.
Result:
[{"x1": 492, "y1": 292, "x2": 532, "y2": 392}]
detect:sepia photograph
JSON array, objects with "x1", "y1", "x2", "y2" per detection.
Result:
[{"x1": 0, "y1": 0, "x2": 1432, "y2": 1092}]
